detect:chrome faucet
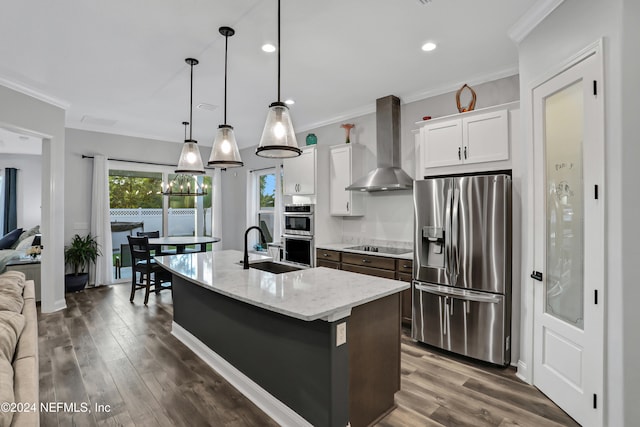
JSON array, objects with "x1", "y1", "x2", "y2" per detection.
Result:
[{"x1": 244, "y1": 226, "x2": 267, "y2": 269}]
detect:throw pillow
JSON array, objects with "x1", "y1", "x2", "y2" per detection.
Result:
[
  {"x1": 15, "y1": 235, "x2": 36, "y2": 251},
  {"x1": 0, "y1": 271, "x2": 26, "y2": 290},
  {"x1": 0, "y1": 358, "x2": 15, "y2": 426},
  {"x1": 0, "y1": 228, "x2": 23, "y2": 250},
  {"x1": 11, "y1": 225, "x2": 39, "y2": 249},
  {"x1": 0, "y1": 311, "x2": 25, "y2": 361},
  {"x1": 0, "y1": 289, "x2": 24, "y2": 313}
]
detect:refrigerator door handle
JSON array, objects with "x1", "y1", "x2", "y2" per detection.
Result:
[
  {"x1": 444, "y1": 187, "x2": 453, "y2": 282},
  {"x1": 415, "y1": 283, "x2": 502, "y2": 304},
  {"x1": 451, "y1": 187, "x2": 460, "y2": 284}
]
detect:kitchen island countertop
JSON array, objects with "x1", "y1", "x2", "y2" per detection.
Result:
[{"x1": 155, "y1": 249, "x2": 408, "y2": 322}]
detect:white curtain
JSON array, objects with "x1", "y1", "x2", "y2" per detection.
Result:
[
  {"x1": 246, "y1": 169, "x2": 258, "y2": 247},
  {"x1": 273, "y1": 165, "x2": 283, "y2": 242},
  {"x1": 90, "y1": 155, "x2": 113, "y2": 286},
  {"x1": 211, "y1": 169, "x2": 222, "y2": 251}
]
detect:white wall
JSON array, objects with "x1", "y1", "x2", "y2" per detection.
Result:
[
  {"x1": 0, "y1": 153, "x2": 42, "y2": 229},
  {"x1": 0, "y1": 83, "x2": 66, "y2": 313},
  {"x1": 515, "y1": 0, "x2": 639, "y2": 424}
]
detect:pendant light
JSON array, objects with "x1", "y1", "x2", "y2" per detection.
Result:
[
  {"x1": 162, "y1": 122, "x2": 208, "y2": 196},
  {"x1": 255, "y1": 0, "x2": 301, "y2": 158},
  {"x1": 208, "y1": 26, "x2": 243, "y2": 167},
  {"x1": 175, "y1": 58, "x2": 206, "y2": 174}
]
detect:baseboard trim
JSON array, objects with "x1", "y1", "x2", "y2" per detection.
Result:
[
  {"x1": 171, "y1": 322, "x2": 313, "y2": 427},
  {"x1": 516, "y1": 359, "x2": 531, "y2": 384}
]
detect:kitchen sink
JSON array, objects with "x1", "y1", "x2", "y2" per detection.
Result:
[{"x1": 249, "y1": 261, "x2": 303, "y2": 274}]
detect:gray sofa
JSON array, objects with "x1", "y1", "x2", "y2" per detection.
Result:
[{"x1": 0, "y1": 271, "x2": 39, "y2": 427}]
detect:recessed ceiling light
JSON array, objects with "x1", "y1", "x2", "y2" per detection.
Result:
[
  {"x1": 421, "y1": 42, "x2": 437, "y2": 52},
  {"x1": 284, "y1": 99, "x2": 295, "y2": 105},
  {"x1": 262, "y1": 43, "x2": 276, "y2": 53}
]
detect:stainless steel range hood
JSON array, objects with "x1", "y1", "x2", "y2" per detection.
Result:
[{"x1": 346, "y1": 95, "x2": 413, "y2": 192}]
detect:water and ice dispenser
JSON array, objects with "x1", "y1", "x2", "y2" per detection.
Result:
[{"x1": 421, "y1": 226, "x2": 445, "y2": 268}]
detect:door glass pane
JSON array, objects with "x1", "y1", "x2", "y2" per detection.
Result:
[
  {"x1": 167, "y1": 174, "x2": 212, "y2": 239},
  {"x1": 109, "y1": 169, "x2": 163, "y2": 280},
  {"x1": 544, "y1": 81, "x2": 584, "y2": 329}
]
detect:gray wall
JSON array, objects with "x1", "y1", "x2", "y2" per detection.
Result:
[
  {"x1": 219, "y1": 147, "x2": 280, "y2": 250},
  {"x1": 221, "y1": 75, "x2": 520, "y2": 249},
  {"x1": 64, "y1": 128, "x2": 185, "y2": 241},
  {"x1": 517, "y1": 0, "x2": 637, "y2": 424},
  {"x1": 0, "y1": 84, "x2": 66, "y2": 313},
  {"x1": 0, "y1": 153, "x2": 42, "y2": 230}
]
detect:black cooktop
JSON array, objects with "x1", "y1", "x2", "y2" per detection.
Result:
[{"x1": 345, "y1": 245, "x2": 412, "y2": 255}]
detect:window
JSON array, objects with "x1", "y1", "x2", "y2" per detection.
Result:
[
  {"x1": 109, "y1": 164, "x2": 215, "y2": 281},
  {"x1": 248, "y1": 167, "x2": 282, "y2": 251},
  {"x1": 258, "y1": 171, "x2": 276, "y2": 245},
  {"x1": 0, "y1": 170, "x2": 4, "y2": 231}
]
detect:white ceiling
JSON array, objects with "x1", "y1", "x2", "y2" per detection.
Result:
[{"x1": 0, "y1": 0, "x2": 535, "y2": 150}]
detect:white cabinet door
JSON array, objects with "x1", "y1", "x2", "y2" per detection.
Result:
[
  {"x1": 422, "y1": 119, "x2": 463, "y2": 168},
  {"x1": 283, "y1": 147, "x2": 316, "y2": 195},
  {"x1": 329, "y1": 145, "x2": 364, "y2": 216},
  {"x1": 462, "y1": 110, "x2": 509, "y2": 164}
]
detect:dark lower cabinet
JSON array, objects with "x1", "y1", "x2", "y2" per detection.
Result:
[{"x1": 317, "y1": 249, "x2": 414, "y2": 327}]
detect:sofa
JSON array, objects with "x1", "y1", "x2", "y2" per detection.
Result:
[{"x1": 0, "y1": 271, "x2": 39, "y2": 427}]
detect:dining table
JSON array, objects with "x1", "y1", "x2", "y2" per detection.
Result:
[{"x1": 148, "y1": 236, "x2": 221, "y2": 254}]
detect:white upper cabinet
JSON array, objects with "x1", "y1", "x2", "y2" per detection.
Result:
[
  {"x1": 329, "y1": 144, "x2": 364, "y2": 216},
  {"x1": 417, "y1": 102, "x2": 518, "y2": 178},
  {"x1": 283, "y1": 146, "x2": 316, "y2": 195}
]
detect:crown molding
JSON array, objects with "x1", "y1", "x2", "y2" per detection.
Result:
[
  {"x1": 508, "y1": 0, "x2": 565, "y2": 43},
  {"x1": 0, "y1": 76, "x2": 70, "y2": 110}
]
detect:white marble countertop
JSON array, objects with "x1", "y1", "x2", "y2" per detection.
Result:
[
  {"x1": 315, "y1": 243, "x2": 413, "y2": 260},
  {"x1": 155, "y1": 250, "x2": 408, "y2": 322}
]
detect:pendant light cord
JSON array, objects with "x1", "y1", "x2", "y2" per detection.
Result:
[
  {"x1": 277, "y1": 0, "x2": 281, "y2": 102},
  {"x1": 189, "y1": 61, "x2": 194, "y2": 140},
  {"x1": 224, "y1": 33, "x2": 229, "y2": 125}
]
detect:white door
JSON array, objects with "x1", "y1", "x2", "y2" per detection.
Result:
[
  {"x1": 462, "y1": 109, "x2": 509, "y2": 164},
  {"x1": 532, "y1": 49, "x2": 604, "y2": 426}
]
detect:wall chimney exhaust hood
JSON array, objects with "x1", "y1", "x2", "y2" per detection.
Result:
[{"x1": 346, "y1": 95, "x2": 413, "y2": 192}]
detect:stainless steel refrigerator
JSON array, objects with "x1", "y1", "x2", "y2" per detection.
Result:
[{"x1": 412, "y1": 174, "x2": 511, "y2": 365}]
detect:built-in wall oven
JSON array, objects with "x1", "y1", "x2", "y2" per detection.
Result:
[{"x1": 282, "y1": 204, "x2": 314, "y2": 267}]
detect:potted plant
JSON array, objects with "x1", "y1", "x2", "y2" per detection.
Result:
[{"x1": 64, "y1": 233, "x2": 101, "y2": 292}]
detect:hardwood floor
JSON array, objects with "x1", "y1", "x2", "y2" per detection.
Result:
[{"x1": 38, "y1": 285, "x2": 578, "y2": 427}]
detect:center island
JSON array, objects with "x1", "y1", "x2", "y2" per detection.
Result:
[{"x1": 155, "y1": 250, "x2": 409, "y2": 427}]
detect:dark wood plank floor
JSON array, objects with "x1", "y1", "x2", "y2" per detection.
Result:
[{"x1": 38, "y1": 284, "x2": 578, "y2": 427}]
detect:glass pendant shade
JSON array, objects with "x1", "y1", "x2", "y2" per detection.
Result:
[
  {"x1": 175, "y1": 139, "x2": 205, "y2": 174},
  {"x1": 256, "y1": 102, "x2": 301, "y2": 158},
  {"x1": 208, "y1": 125, "x2": 243, "y2": 167}
]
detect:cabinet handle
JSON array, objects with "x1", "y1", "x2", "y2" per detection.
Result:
[
  {"x1": 346, "y1": 201, "x2": 349, "y2": 212},
  {"x1": 464, "y1": 146, "x2": 467, "y2": 159},
  {"x1": 323, "y1": 253, "x2": 329, "y2": 257},
  {"x1": 458, "y1": 147, "x2": 461, "y2": 160},
  {"x1": 362, "y1": 259, "x2": 371, "y2": 264},
  {"x1": 402, "y1": 264, "x2": 410, "y2": 269}
]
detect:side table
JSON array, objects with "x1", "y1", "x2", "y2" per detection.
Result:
[{"x1": 6, "y1": 258, "x2": 41, "y2": 302}]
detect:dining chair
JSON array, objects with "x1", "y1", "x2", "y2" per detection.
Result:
[{"x1": 127, "y1": 235, "x2": 171, "y2": 304}]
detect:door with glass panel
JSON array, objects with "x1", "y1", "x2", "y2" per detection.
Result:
[{"x1": 532, "y1": 49, "x2": 604, "y2": 426}]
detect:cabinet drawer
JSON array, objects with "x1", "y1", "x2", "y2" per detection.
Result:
[
  {"x1": 316, "y1": 259, "x2": 341, "y2": 270},
  {"x1": 395, "y1": 259, "x2": 413, "y2": 274},
  {"x1": 342, "y1": 263, "x2": 396, "y2": 280},
  {"x1": 342, "y1": 253, "x2": 396, "y2": 270},
  {"x1": 396, "y1": 272, "x2": 412, "y2": 282},
  {"x1": 316, "y1": 249, "x2": 341, "y2": 262}
]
